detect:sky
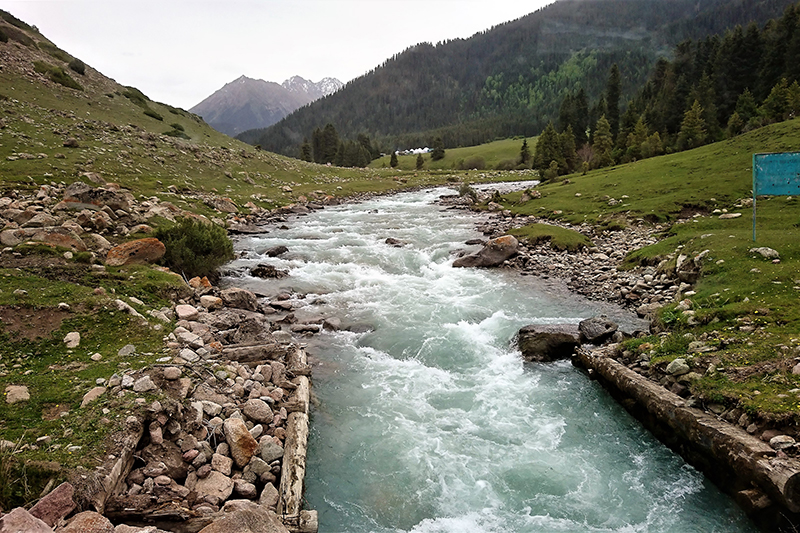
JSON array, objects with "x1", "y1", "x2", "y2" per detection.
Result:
[{"x1": 2, "y1": 0, "x2": 556, "y2": 110}]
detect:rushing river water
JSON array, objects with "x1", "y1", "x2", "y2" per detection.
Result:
[{"x1": 225, "y1": 187, "x2": 756, "y2": 533}]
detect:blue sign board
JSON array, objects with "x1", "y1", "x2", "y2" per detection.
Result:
[{"x1": 752, "y1": 152, "x2": 800, "y2": 240}]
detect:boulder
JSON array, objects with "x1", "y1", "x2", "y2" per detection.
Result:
[
  {"x1": 750, "y1": 247, "x2": 780, "y2": 260},
  {"x1": 224, "y1": 418, "x2": 258, "y2": 468},
  {"x1": 578, "y1": 317, "x2": 618, "y2": 345},
  {"x1": 452, "y1": 235, "x2": 518, "y2": 268},
  {"x1": 81, "y1": 386, "x2": 106, "y2": 408},
  {"x1": 0, "y1": 227, "x2": 87, "y2": 251},
  {"x1": 105, "y1": 238, "x2": 166, "y2": 267},
  {"x1": 30, "y1": 482, "x2": 76, "y2": 527},
  {"x1": 220, "y1": 288, "x2": 259, "y2": 312},
  {"x1": 0, "y1": 508, "x2": 52, "y2": 533},
  {"x1": 666, "y1": 358, "x2": 690, "y2": 376},
  {"x1": 243, "y1": 399, "x2": 273, "y2": 424},
  {"x1": 516, "y1": 324, "x2": 580, "y2": 362},
  {"x1": 204, "y1": 197, "x2": 238, "y2": 213},
  {"x1": 175, "y1": 305, "x2": 200, "y2": 321},
  {"x1": 61, "y1": 182, "x2": 133, "y2": 212}
]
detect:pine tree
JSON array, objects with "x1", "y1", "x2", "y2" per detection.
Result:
[
  {"x1": 416, "y1": 153, "x2": 425, "y2": 170},
  {"x1": 518, "y1": 139, "x2": 531, "y2": 166},
  {"x1": 533, "y1": 122, "x2": 563, "y2": 174},
  {"x1": 734, "y1": 89, "x2": 758, "y2": 123},
  {"x1": 300, "y1": 138, "x2": 312, "y2": 162},
  {"x1": 321, "y1": 124, "x2": 340, "y2": 164},
  {"x1": 431, "y1": 137, "x2": 445, "y2": 161},
  {"x1": 591, "y1": 115, "x2": 614, "y2": 169},
  {"x1": 726, "y1": 111, "x2": 745, "y2": 138},
  {"x1": 606, "y1": 64, "x2": 622, "y2": 143},
  {"x1": 761, "y1": 78, "x2": 790, "y2": 122},
  {"x1": 560, "y1": 126, "x2": 579, "y2": 174},
  {"x1": 390, "y1": 151, "x2": 399, "y2": 168},
  {"x1": 625, "y1": 117, "x2": 649, "y2": 161},
  {"x1": 677, "y1": 100, "x2": 707, "y2": 150}
]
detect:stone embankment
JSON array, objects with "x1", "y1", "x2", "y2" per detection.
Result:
[{"x1": 0, "y1": 180, "x2": 322, "y2": 532}]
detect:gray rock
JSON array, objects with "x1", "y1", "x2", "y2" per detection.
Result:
[
  {"x1": 133, "y1": 376, "x2": 157, "y2": 393},
  {"x1": 63, "y1": 331, "x2": 81, "y2": 348},
  {"x1": 4, "y1": 385, "x2": 30, "y2": 404},
  {"x1": 118, "y1": 344, "x2": 136, "y2": 357},
  {"x1": 193, "y1": 470, "x2": 234, "y2": 503},
  {"x1": 516, "y1": 324, "x2": 580, "y2": 363},
  {"x1": 578, "y1": 317, "x2": 618, "y2": 344},
  {"x1": 770, "y1": 435, "x2": 796, "y2": 450},
  {"x1": 220, "y1": 287, "x2": 259, "y2": 312},
  {"x1": 453, "y1": 235, "x2": 518, "y2": 268},
  {"x1": 750, "y1": 247, "x2": 779, "y2": 260},
  {"x1": 258, "y1": 483, "x2": 280, "y2": 509},
  {"x1": 666, "y1": 358, "x2": 690, "y2": 376},
  {"x1": 243, "y1": 399, "x2": 273, "y2": 424},
  {"x1": 233, "y1": 479, "x2": 258, "y2": 499},
  {"x1": 257, "y1": 440, "x2": 285, "y2": 463}
]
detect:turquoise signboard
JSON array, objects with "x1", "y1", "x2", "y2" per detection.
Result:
[{"x1": 752, "y1": 152, "x2": 800, "y2": 240}]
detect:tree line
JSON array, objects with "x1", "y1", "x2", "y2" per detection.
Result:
[{"x1": 533, "y1": 2, "x2": 800, "y2": 180}]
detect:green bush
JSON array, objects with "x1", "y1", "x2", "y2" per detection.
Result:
[
  {"x1": 144, "y1": 109, "x2": 163, "y2": 121},
  {"x1": 169, "y1": 122, "x2": 184, "y2": 132},
  {"x1": 68, "y1": 58, "x2": 85, "y2": 75},
  {"x1": 155, "y1": 218, "x2": 233, "y2": 280},
  {"x1": 32, "y1": 61, "x2": 82, "y2": 91},
  {"x1": 164, "y1": 128, "x2": 190, "y2": 139},
  {"x1": 38, "y1": 41, "x2": 72, "y2": 62},
  {"x1": 458, "y1": 156, "x2": 486, "y2": 170},
  {"x1": 122, "y1": 87, "x2": 149, "y2": 108}
]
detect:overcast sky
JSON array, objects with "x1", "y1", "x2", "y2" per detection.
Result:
[{"x1": 3, "y1": 0, "x2": 556, "y2": 110}]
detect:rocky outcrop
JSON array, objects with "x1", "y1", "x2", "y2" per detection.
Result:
[
  {"x1": 452, "y1": 235, "x2": 518, "y2": 268},
  {"x1": 578, "y1": 317, "x2": 618, "y2": 344}
]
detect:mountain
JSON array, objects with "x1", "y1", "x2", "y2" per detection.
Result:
[
  {"x1": 190, "y1": 75, "x2": 342, "y2": 137},
  {"x1": 242, "y1": 0, "x2": 798, "y2": 156}
]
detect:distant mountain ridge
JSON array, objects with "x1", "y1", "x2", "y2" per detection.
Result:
[
  {"x1": 241, "y1": 0, "x2": 797, "y2": 156},
  {"x1": 190, "y1": 75, "x2": 342, "y2": 137}
]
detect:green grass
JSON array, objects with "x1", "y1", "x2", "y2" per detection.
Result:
[
  {"x1": 508, "y1": 223, "x2": 594, "y2": 251},
  {"x1": 370, "y1": 137, "x2": 538, "y2": 171}
]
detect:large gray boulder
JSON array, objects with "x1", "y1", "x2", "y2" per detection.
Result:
[
  {"x1": 197, "y1": 500, "x2": 289, "y2": 533},
  {"x1": 516, "y1": 324, "x2": 580, "y2": 362},
  {"x1": 453, "y1": 235, "x2": 518, "y2": 268},
  {"x1": 578, "y1": 317, "x2": 618, "y2": 345}
]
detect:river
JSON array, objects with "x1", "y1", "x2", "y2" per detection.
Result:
[{"x1": 224, "y1": 187, "x2": 756, "y2": 533}]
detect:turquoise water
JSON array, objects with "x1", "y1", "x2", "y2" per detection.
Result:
[{"x1": 227, "y1": 188, "x2": 756, "y2": 533}]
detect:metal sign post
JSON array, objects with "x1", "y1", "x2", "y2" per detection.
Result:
[{"x1": 752, "y1": 152, "x2": 800, "y2": 241}]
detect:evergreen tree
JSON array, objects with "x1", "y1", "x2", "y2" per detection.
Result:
[
  {"x1": 416, "y1": 153, "x2": 425, "y2": 170},
  {"x1": 761, "y1": 78, "x2": 790, "y2": 122},
  {"x1": 390, "y1": 151, "x2": 399, "y2": 168},
  {"x1": 321, "y1": 124, "x2": 340, "y2": 164},
  {"x1": 625, "y1": 117, "x2": 649, "y2": 161},
  {"x1": 311, "y1": 127, "x2": 323, "y2": 163},
  {"x1": 533, "y1": 122, "x2": 564, "y2": 174},
  {"x1": 690, "y1": 73, "x2": 720, "y2": 141},
  {"x1": 734, "y1": 88, "x2": 759, "y2": 123},
  {"x1": 606, "y1": 64, "x2": 622, "y2": 142},
  {"x1": 431, "y1": 137, "x2": 446, "y2": 161},
  {"x1": 518, "y1": 138, "x2": 531, "y2": 166},
  {"x1": 726, "y1": 111, "x2": 745, "y2": 138},
  {"x1": 574, "y1": 88, "x2": 590, "y2": 147},
  {"x1": 300, "y1": 138, "x2": 312, "y2": 162},
  {"x1": 591, "y1": 115, "x2": 614, "y2": 169},
  {"x1": 641, "y1": 132, "x2": 663, "y2": 159},
  {"x1": 334, "y1": 141, "x2": 346, "y2": 166},
  {"x1": 677, "y1": 100, "x2": 707, "y2": 150},
  {"x1": 560, "y1": 126, "x2": 579, "y2": 174}
]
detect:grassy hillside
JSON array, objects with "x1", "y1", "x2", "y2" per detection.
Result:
[
  {"x1": 369, "y1": 137, "x2": 537, "y2": 171},
  {"x1": 501, "y1": 118, "x2": 800, "y2": 420}
]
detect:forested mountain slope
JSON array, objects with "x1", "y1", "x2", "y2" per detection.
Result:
[{"x1": 243, "y1": 0, "x2": 796, "y2": 157}]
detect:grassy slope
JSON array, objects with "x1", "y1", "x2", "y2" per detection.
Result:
[
  {"x1": 369, "y1": 137, "x2": 537, "y2": 171},
  {"x1": 502, "y1": 119, "x2": 800, "y2": 420}
]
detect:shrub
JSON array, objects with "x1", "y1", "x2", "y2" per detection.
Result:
[
  {"x1": 144, "y1": 109, "x2": 163, "y2": 121},
  {"x1": 495, "y1": 158, "x2": 517, "y2": 171},
  {"x1": 122, "y1": 87, "x2": 149, "y2": 108},
  {"x1": 169, "y1": 122, "x2": 185, "y2": 131},
  {"x1": 33, "y1": 61, "x2": 83, "y2": 91},
  {"x1": 458, "y1": 156, "x2": 486, "y2": 170},
  {"x1": 155, "y1": 218, "x2": 233, "y2": 280},
  {"x1": 164, "y1": 128, "x2": 190, "y2": 139},
  {"x1": 0, "y1": 28, "x2": 7, "y2": 43},
  {"x1": 68, "y1": 58, "x2": 85, "y2": 75},
  {"x1": 38, "y1": 41, "x2": 72, "y2": 62}
]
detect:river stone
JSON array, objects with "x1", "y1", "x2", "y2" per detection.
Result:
[
  {"x1": 212, "y1": 453, "x2": 233, "y2": 476},
  {"x1": 224, "y1": 418, "x2": 259, "y2": 468},
  {"x1": 259, "y1": 482, "x2": 280, "y2": 508},
  {"x1": 0, "y1": 507, "x2": 52, "y2": 533},
  {"x1": 251, "y1": 264, "x2": 289, "y2": 279},
  {"x1": 233, "y1": 479, "x2": 258, "y2": 499},
  {"x1": 263, "y1": 245, "x2": 289, "y2": 257},
  {"x1": 516, "y1": 324, "x2": 580, "y2": 362},
  {"x1": 175, "y1": 304, "x2": 200, "y2": 321},
  {"x1": 200, "y1": 295, "x2": 224, "y2": 310},
  {"x1": 220, "y1": 287, "x2": 259, "y2": 311},
  {"x1": 578, "y1": 317, "x2": 618, "y2": 344},
  {"x1": 452, "y1": 235, "x2": 518, "y2": 268},
  {"x1": 666, "y1": 358, "x2": 690, "y2": 376},
  {"x1": 243, "y1": 399, "x2": 273, "y2": 424},
  {"x1": 770, "y1": 435, "x2": 796, "y2": 450},
  {"x1": 194, "y1": 470, "x2": 234, "y2": 503},
  {"x1": 197, "y1": 500, "x2": 289, "y2": 533},
  {"x1": 5, "y1": 384, "x2": 30, "y2": 404},
  {"x1": 257, "y1": 440, "x2": 285, "y2": 463},
  {"x1": 60, "y1": 511, "x2": 115, "y2": 533}
]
